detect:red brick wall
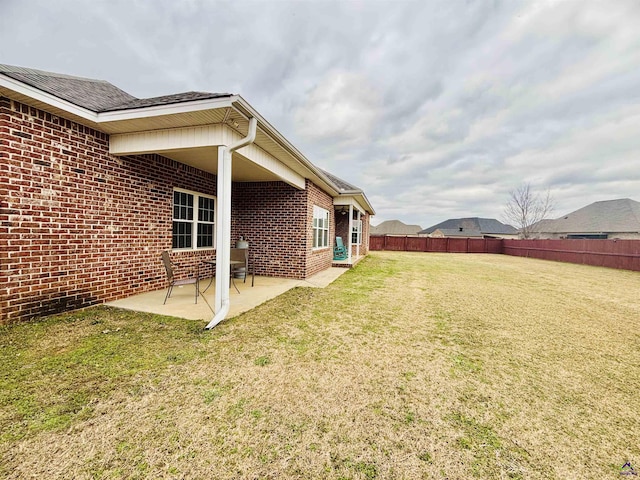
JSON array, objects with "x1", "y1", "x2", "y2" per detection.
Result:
[
  {"x1": 305, "y1": 180, "x2": 334, "y2": 277},
  {"x1": 361, "y1": 213, "x2": 370, "y2": 255},
  {"x1": 0, "y1": 95, "x2": 363, "y2": 323},
  {"x1": 0, "y1": 97, "x2": 217, "y2": 324},
  {"x1": 231, "y1": 179, "x2": 334, "y2": 279},
  {"x1": 231, "y1": 181, "x2": 307, "y2": 279}
]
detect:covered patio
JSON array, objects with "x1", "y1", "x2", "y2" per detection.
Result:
[
  {"x1": 106, "y1": 97, "x2": 373, "y2": 329},
  {"x1": 107, "y1": 268, "x2": 348, "y2": 321}
]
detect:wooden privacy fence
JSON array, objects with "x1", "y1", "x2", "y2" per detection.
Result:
[
  {"x1": 369, "y1": 236, "x2": 640, "y2": 272},
  {"x1": 369, "y1": 235, "x2": 503, "y2": 254},
  {"x1": 503, "y1": 239, "x2": 640, "y2": 272}
]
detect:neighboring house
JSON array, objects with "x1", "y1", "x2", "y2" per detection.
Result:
[
  {"x1": 429, "y1": 228, "x2": 483, "y2": 238},
  {"x1": 0, "y1": 64, "x2": 374, "y2": 324},
  {"x1": 420, "y1": 218, "x2": 518, "y2": 238},
  {"x1": 533, "y1": 198, "x2": 640, "y2": 239},
  {"x1": 370, "y1": 220, "x2": 423, "y2": 236}
]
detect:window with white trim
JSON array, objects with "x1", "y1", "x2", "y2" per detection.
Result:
[
  {"x1": 172, "y1": 189, "x2": 216, "y2": 249},
  {"x1": 312, "y1": 206, "x2": 330, "y2": 249},
  {"x1": 352, "y1": 219, "x2": 362, "y2": 245}
]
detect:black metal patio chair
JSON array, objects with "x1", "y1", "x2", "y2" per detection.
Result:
[{"x1": 161, "y1": 251, "x2": 199, "y2": 304}]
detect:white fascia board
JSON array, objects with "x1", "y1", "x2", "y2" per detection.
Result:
[
  {"x1": 0, "y1": 73, "x2": 98, "y2": 123},
  {"x1": 96, "y1": 95, "x2": 237, "y2": 123}
]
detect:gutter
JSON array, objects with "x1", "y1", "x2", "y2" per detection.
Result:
[
  {"x1": 205, "y1": 117, "x2": 257, "y2": 330},
  {"x1": 232, "y1": 97, "x2": 343, "y2": 197}
]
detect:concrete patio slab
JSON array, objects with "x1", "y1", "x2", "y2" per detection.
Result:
[{"x1": 106, "y1": 267, "x2": 349, "y2": 322}]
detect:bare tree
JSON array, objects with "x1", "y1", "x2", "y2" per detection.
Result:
[{"x1": 503, "y1": 183, "x2": 555, "y2": 239}]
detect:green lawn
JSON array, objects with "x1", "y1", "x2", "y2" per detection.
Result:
[{"x1": 1, "y1": 252, "x2": 639, "y2": 479}]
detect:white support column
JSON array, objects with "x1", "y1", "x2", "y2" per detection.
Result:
[
  {"x1": 206, "y1": 118, "x2": 256, "y2": 330},
  {"x1": 213, "y1": 145, "x2": 227, "y2": 313}
]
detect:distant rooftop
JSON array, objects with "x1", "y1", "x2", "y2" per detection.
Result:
[
  {"x1": 420, "y1": 217, "x2": 517, "y2": 235},
  {"x1": 535, "y1": 198, "x2": 640, "y2": 233},
  {"x1": 370, "y1": 220, "x2": 423, "y2": 235},
  {"x1": 433, "y1": 228, "x2": 483, "y2": 238}
]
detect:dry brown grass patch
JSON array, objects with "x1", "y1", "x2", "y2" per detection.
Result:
[{"x1": 1, "y1": 252, "x2": 639, "y2": 479}]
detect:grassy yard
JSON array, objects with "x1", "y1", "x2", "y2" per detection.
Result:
[{"x1": 1, "y1": 252, "x2": 639, "y2": 479}]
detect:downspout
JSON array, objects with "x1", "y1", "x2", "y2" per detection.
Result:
[{"x1": 205, "y1": 117, "x2": 257, "y2": 330}]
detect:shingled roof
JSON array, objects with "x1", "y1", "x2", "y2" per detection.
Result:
[
  {"x1": 370, "y1": 220, "x2": 422, "y2": 235},
  {"x1": 1, "y1": 64, "x2": 376, "y2": 215},
  {"x1": 534, "y1": 198, "x2": 640, "y2": 234},
  {"x1": 420, "y1": 217, "x2": 517, "y2": 235},
  {"x1": 0, "y1": 64, "x2": 231, "y2": 112},
  {"x1": 320, "y1": 169, "x2": 361, "y2": 193},
  {"x1": 433, "y1": 228, "x2": 483, "y2": 238},
  {"x1": 102, "y1": 91, "x2": 232, "y2": 112}
]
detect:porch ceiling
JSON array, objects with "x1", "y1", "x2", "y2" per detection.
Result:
[
  {"x1": 159, "y1": 146, "x2": 290, "y2": 183},
  {"x1": 110, "y1": 123, "x2": 307, "y2": 189}
]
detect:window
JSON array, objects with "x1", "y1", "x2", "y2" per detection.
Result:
[
  {"x1": 172, "y1": 189, "x2": 215, "y2": 249},
  {"x1": 352, "y1": 219, "x2": 362, "y2": 245},
  {"x1": 312, "y1": 206, "x2": 329, "y2": 249}
]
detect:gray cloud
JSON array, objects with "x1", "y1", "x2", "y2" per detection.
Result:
[{"x1": 1, "y1": 0, "x2": 639, "y2": 228}]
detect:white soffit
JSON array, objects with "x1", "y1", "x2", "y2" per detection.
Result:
[
  {"x1": 96, "y1": 98, "x2": 235, "y2": 134},
  {"x1": 110, "y1": 125, "x2": 305, "y2": 189}
]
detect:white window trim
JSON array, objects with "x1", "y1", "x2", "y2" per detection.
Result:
[
  {"x1": 312, "y1": 205, "x2": 330, "y2": 250},
  {"x1": 352, "y1": 219, "x2": 362, "y2": 246},
  {"x1": 172, "y1": 187, "x2": 216, "y2": 251}
]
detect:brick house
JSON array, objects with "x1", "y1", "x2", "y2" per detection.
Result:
[{"x1": 0, "y1": 65, "x2": 374, "y2": 325}]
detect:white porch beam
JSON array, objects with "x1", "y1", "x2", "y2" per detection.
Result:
[{"x1": 109, "y1": 124, "x2": 227, "y2": 153}]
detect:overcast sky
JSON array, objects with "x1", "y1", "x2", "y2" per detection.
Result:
[{"x1": 2, "y1": 0, "x2": 639, "y2": 228}]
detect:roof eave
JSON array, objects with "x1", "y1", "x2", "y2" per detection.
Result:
[
  {"x1": 95, "y1": 95, "x2": 236, "y2": 123},
  {"x1": 231, "y1": 96, "x2": 342, "y2": 197},
  {"x1": 2, "y1": 72, "x2": 375, "y2": 210},
  {"x1": 0, "y1": 71, "x2": 99, "y2": 124}
]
